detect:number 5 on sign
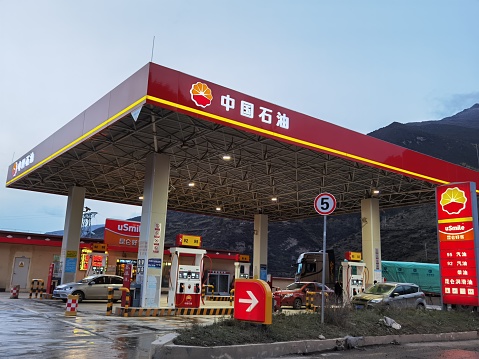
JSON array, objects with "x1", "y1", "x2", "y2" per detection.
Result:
[{"x1": 314, "y1": 193, "x2": 336, "y2": 216}]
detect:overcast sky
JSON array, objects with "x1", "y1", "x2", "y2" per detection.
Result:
[{"x1": 1, "y1": 1, "x2": 478, "y2": 234}]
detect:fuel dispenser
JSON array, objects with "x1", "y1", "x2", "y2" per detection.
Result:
[
  {"x1": 341, "y1": 252, "x2": 367, "y2": 304},
  {"x1": 86, "y1": 253, "x2": 107, "y2": 276},
  {"x1": 234, "y1": 254, "x2": 251, "y2": 279},
  {"x1": 175, "y1": 264, "x2": 202, "y2": 307},
  {"x1": 85, "y1": 243, "x2": 108, "y2": 276},
  {"x1": 168, "y1": 237, "x2": 206, "y2": 309}
]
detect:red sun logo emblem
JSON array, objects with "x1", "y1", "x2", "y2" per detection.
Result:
[{"x1": 190, "y1": 82, "x2": 213, "y2": 108}]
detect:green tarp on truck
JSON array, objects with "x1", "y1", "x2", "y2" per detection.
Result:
[{"x1": 381, "y1": 261, "x2": 440, "y2": 295}]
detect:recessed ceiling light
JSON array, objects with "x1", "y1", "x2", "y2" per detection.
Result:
[
  {"x1": 139, "y1": 196, "x2": 144, "y2": 200},
  {"x1": 188, "y1": 182, "x2": 195, "y2": 187},
  {"x1": 271, "y1": 197, "x2": 278, "y2": 202},
  {"x1": 216, "y1": 207, "x2": 222, "y2": 211},
  {"x1": 222, "y1": 154, "x2": 232, "y2": 161}
]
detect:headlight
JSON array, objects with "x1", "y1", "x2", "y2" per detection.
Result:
[
  {"x1": 284, "y1": 294, "x2": 293, "y2": 298},
  {"x1": 370, "y1": 298, "x2": 383, "y2": 303}
]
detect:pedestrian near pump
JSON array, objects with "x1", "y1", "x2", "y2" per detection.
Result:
[{"x1": 334, "y1": 281, "x2": 343, "y2": 304}]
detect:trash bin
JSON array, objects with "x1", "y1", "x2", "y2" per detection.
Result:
[{"x1": 130, "y1": 283, "x2": 141, "y2": 307}]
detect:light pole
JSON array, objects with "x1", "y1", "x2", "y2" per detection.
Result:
[{"x1": 473, "y1": 144, "x2": 479, "y2": 169}]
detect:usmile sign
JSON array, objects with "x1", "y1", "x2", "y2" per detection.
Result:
[{"x1": 436, "y1": 182, "x2": 479, "y2": 306}]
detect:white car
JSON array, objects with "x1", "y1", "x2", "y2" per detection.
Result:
[
  {"x1": 351, "y1": 282, "x2": 426, "y2": 309},
  {"x1": 52, "y1": 274, "x2": 124, "y2": 302}
]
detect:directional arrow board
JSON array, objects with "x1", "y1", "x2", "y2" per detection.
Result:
[
  {"x1": 238, "y1": 290, "x2": 259, "y2": 312},
  {"x1": 234, "y1": 279, "x2": 272, "y2": 325}
]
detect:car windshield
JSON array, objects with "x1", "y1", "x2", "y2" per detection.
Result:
[
  {"x1": 364, "y1": 284, "x2": 395, "y2": 294},
  {"x1": 286, "y1": 283, "x2": 305, "y2": 290},
  {"x1": 78, "y1": 276, "x2": 98, "y2": 283}
]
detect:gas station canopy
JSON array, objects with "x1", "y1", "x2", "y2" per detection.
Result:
[{"x1": 6, "y1": 63, "x2": 479, "y2": 222}]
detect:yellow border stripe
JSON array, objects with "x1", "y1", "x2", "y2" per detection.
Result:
[
  {"x1": 145, "y1": 95, "x2": 450, "y2": 185},
  {"x1": 8, "y1": 93, "x2": 478, "y2": 194},
  {"x1": 6, "y1": 96, "x2": 147, "y2": 186},
  {"x1": 438, "y1": 217, "x2": 473, "y2": 224}
]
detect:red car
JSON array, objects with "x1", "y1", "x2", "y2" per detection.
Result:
[{"x1": 273, "y1": 282, "x2": 334, "y2": 310}]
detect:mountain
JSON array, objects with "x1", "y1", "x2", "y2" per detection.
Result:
[
  {"x1": 54, "y1": 103, "x2": 479, "y2": 279},
  {"x1": 368, "y1": 104, "x2": 479, "y2": 170}
]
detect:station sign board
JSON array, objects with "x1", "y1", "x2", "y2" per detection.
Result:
[{"x1": 436, "y1": 182, "x2": 479, "y2": 306}]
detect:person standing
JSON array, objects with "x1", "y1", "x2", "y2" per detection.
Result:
[{"x1": 334, "y1": 281, "x2": 343, "y2": 304}]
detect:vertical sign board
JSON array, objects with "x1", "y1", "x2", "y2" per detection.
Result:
[{"x1": 436, "y1": 182, "x2": 479, "y2": 306}]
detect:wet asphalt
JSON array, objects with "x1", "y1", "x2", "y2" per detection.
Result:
[{"x1": 0, "y1": 292, "x2": 223, "y2": 359}]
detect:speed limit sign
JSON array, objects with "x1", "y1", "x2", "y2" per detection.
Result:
[{"x1": 314, "y1": 193, "x2": 336, "y2": 215}]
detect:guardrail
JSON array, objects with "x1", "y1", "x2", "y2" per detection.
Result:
[{"x1": 29, "y1": 279, "x2": 44, "y2": 299}]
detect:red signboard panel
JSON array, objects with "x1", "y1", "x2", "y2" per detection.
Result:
[
  {"x1": 436, "y1": 182, "x2": 479, "y2": 306},
  {"x1": 104, "y1": 218, "x2": 140, "y2": 249}
]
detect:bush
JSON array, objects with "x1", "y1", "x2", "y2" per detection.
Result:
[{"x1": 173, "y1": 306, "x2": 479, "y2": 347}]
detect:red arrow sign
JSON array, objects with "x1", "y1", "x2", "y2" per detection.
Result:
[{"x1": 234, "y1": 279, "x2": 272, "y2": 324}]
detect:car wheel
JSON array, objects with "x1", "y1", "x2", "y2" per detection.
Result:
[
  {"x1": 72, "y1": 291, "x2": 85, "y2": 303},
  {"x1": 293, "y1": 298, "x2": 302, "y2": 309},
  {"x1": 457, "y1": 304, "x2": 475, "y2": 312},
  {"x1": 416, "y1": 303, "x2": 425, "y2": 310}
]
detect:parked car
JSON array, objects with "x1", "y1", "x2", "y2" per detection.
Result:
[
  {"x1": 351, "y1": 282, "x2": 426, "y2": 309},
  {"x1": 273, "y1": 282, "x2": 334, "y2": 310},
  {"x1": 52, "y1": 274, "x2": 124, "y2": 302}
]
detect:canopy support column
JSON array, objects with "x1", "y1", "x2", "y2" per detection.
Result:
[
  {"x1": 361, "y1": 198, "x2": 382, "y2": 287},
  {"x1": 253, "y1": 214, "x2": 268, "y2": 280},
  {"x1": 60, "y1": 186, "x2": 85, "y2": 284},
  {"x1": 137, "y1": 153, "x2": 170, "y2": 308}
]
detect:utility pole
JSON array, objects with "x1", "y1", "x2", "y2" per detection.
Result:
[
  {"x1": 82, "y1": 207, "x2": 98, "y2": 238},
  {"x1": 473, "y1": 144, "x2": 479, "y2": 169}
]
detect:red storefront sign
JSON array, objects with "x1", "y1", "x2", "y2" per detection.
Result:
[
  {"x1": 104, "y1": 218, "x2": 140, "y2": 248},
  {"x1": 436, "y1": 182, "x2": 479, "y2": 306}
]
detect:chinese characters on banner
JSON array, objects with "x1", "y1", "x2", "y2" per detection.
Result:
[
  {"x1": 436, "y1": 182, "x2": 479, "y2": 306},
  {"x1": 188, "y1": 81, "x2": 291, "y2": 131},
  {"x1": 220, "y1": 93, "x2": 290, "y2": 130}
]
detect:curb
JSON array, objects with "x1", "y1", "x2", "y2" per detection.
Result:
[{"x1": 150, "y1": 331, "x2": 478, "y2": 359}]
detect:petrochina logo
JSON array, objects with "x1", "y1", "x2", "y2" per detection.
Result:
[
  {"x1": 12, "y1": 152, "x2": 35, "y2": 177},
  {"x1": 190, "y1": 82, "x2": 213, "y2": 108},
  {"x1": 440, "y1": 187, "x2": 467, "y2": 215}
]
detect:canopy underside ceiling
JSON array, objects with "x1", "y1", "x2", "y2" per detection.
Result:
[{"x1": 10, "y1": 104, "x2": 438, "y2": 222}]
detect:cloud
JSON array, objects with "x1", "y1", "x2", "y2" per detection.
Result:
[{"x1": 432, "y1": 92, "x2": 479, "y2": 118}]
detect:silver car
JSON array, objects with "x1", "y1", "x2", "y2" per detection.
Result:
[
  {"x1": 52, "y1": 274, "x2": 124, "y2": 302},
  {"x1": 351, "y1": 282, "x2": 426, "y2": 309}
]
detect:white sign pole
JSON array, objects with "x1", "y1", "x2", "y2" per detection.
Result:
[
  {"x1": 321, "y1": 215, "x2": 327, "y2": 324},
  {"x1": 313, "y1": 193, "x2": 336, "y2": 325}
]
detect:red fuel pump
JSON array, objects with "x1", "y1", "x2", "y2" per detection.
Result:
[{"x1": 175, "y1": 265, "x2": 202, "y2": 308}]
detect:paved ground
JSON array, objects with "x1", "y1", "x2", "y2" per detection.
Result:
[{"x1": 0, "y1": 291, "x2": 230, "y2": 359}]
